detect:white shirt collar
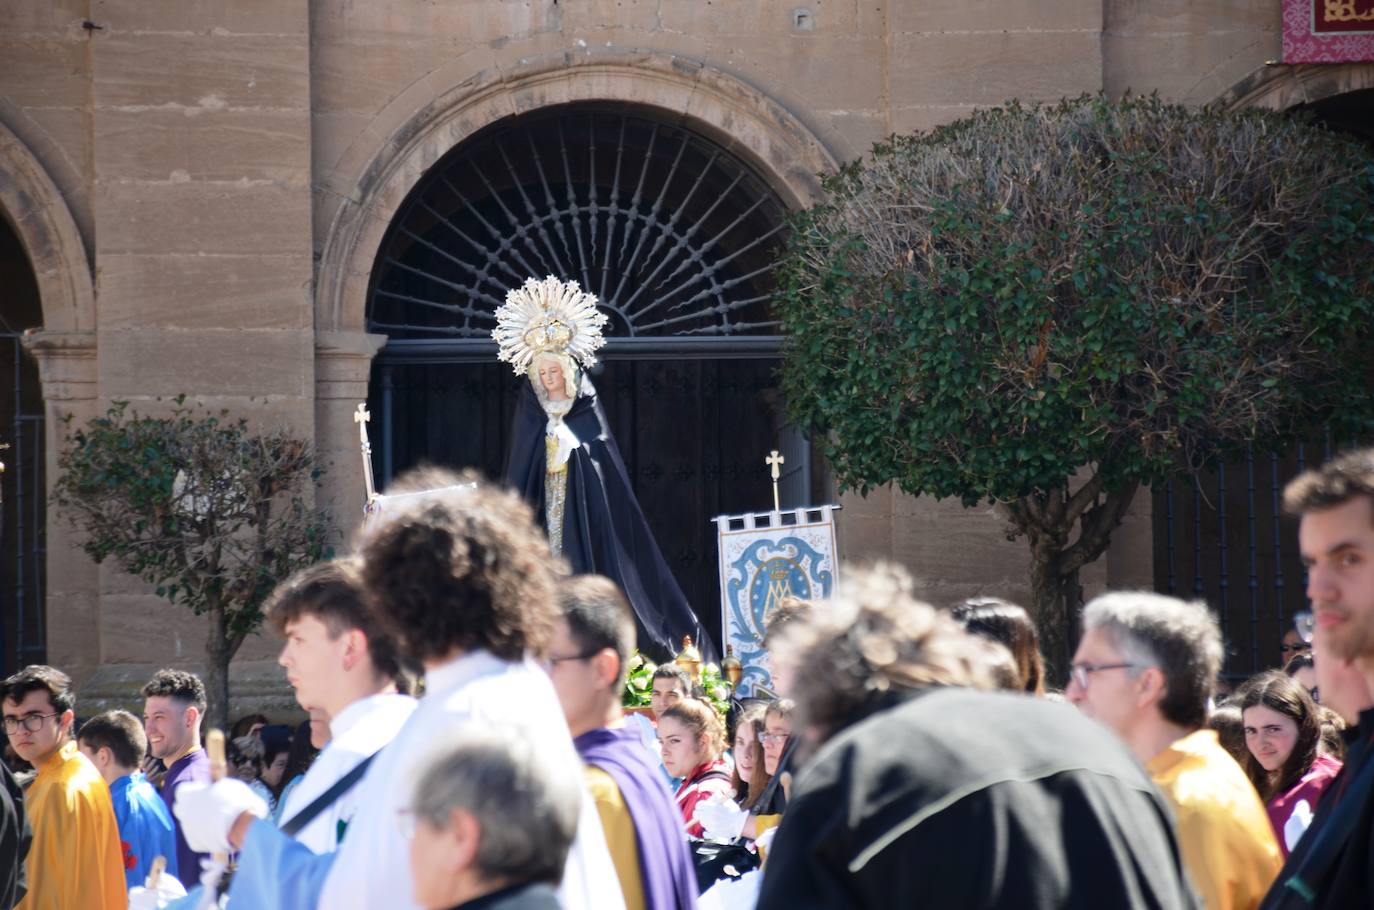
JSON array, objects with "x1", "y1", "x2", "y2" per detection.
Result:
[
  {"x1": 328, "y1": 691, "x2": 415, "y2": 741},
  {"x1": 421, "y1": 649, "x2": 509, "y2": 696}
]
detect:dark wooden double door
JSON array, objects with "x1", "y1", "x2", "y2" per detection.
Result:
[{"x1": 371, "y1": 357, "x2": 784, "y2": 650}]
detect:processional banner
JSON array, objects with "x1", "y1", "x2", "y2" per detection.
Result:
[
  {"x1": 713, "y1": 506, "x2": 839, "y2": 698},
  {"x1": 1284, "y1": 0, "x2": 1374, "y2": 63}
]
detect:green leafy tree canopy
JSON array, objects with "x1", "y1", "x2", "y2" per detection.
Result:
[
  {"x1": 777, "y1": 95, "x2": 1374, "y2": 678},
  {"x1": 53, "y1": 398, "x2": 333, "y2": 727}
]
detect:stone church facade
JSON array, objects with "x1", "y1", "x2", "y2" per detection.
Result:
[{"x1": 1, "y1": 0, "x2": 1369, "y2": 711}]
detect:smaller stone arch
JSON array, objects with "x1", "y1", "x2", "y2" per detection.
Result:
[
  {"x1": 315, "y1": 48, "x2": 839, "y2": 336},
  {"x1": 1218, "y1": 62, "x2": 1374, "y2": 112},
  {"x1": 0, "y1": 120, "x2": 94, "y2": 335}
]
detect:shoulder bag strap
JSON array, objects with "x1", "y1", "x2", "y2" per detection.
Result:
[{"x1": 279, "y1": 749, "x2": 380, "y2": 839}]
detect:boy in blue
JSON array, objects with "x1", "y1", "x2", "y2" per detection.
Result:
[{"x1": 78, "y1": 709, "x2": 179, "y2": 887}]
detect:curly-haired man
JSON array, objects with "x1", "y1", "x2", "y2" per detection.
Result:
[
  {"x1": 141, "y1": 666, "x2": 209, "y2": 880},
  {"x1": 174, "y1": 468, "x2": 626, "y2": 910}
]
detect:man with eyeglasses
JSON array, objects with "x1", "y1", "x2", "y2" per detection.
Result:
[
  {"x1": 1067, "y1": 592, "x2": 1280, "y2": 910},
  {"x1": 1279, "y1": 627, "x2": 1311, "y2": 668},
  {"x1": 1, "y1": 665, "x2": 126, "y2": 909},
  {"x1": 755, "y1": 566, "x2": 1201, "y2": 909},
  {"x1": 546, "y1": 575, "x2": 697, "y2": 910},
  {"x1": 1258, "y1": 449, "x2": 1374, "y2": 909}
]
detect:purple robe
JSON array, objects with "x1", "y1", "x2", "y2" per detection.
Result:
[
  {"x1": 575, "y1": 726, "x2": 698, "y2": 910},
  {"x1": 160, "y1": 747, "x2": 211, "y2": 882}
]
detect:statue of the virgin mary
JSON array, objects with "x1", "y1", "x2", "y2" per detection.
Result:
[{"x1": 493, "y1": 276, "x2": 712, "y2": 661}]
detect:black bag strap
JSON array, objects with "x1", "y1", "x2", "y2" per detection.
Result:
[
  {"x1": 697, "y1": 768, "x2": 732, "y2": 784},
  {"x1": 279, "y1": 750, "x2": 379, "y2": 838}
]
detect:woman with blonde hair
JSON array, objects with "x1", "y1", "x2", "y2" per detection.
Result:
[{"x1": 658, "y1": 698, "x2": 731, "y2": 838}]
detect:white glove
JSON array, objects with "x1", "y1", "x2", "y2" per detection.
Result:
[
  {"x1": 1284, "y1": 798, "x2": 1314, "y2": 852},
  {"x1": 172, "y1": 778, "x2": 269, "y2": 854},
  {"x1": 754, "y1": 825, "x2": 778, "y2": 856},
  {"x1": 694, "y1": 795, "x2": 748, "y2": 843},
  {"x1": 128, "y1": 873, "x2": 188, "y2": 910}
]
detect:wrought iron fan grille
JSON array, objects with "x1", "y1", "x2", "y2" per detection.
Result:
[{"x1": 367, "y1": 103, "x2": 790, "y2": 342}]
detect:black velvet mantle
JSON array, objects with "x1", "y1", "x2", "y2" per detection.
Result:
[{"x1": 503, "y1": 374, "x2": 713, "y2": 662}]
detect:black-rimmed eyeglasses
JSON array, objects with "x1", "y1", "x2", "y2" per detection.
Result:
[
  {"x1": 1069, "y1": 663, "x2": 1143, "y2": 690},
  {"x1": 2, "y1": 712, "x2": 60, "y2": 734}
]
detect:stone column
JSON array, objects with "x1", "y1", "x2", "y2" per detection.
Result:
[
  {"x1": 22, "y1": 330, "x2": 100, "y2": 685},
  {"x1": 315, "y1": 331, "x2": 388, "y2": 550}
]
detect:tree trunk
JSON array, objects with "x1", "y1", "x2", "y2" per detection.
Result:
[
  {"x1": 1029, "y1": 545, "x2": 1080, "y2": 688},
  {"x1": 1010, "y1": 478, "x2": 1139, "y2": 689},
  {"x1": 204, "y1": 605, "x2": 232, "y2": 734}
]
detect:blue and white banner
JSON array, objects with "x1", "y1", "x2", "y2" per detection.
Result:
[{"x1": 713, "y1": 506, "x2": 839, "y2": 698}]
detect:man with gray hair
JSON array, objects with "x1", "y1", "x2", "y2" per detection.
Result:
[
  {"x1": 405, "y1": 725, "x2": 580, "y2": 910},
  {"x1": 756, "y1": 565, "x2": 1201, "y2": 909},
  {"x1": 1068, "y1": 591, "x2": 1281, "y2": 910}
]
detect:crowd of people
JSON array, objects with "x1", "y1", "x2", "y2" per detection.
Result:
[{"x1": 0, "y1": 449, "x2": 1373, "y2": 909}]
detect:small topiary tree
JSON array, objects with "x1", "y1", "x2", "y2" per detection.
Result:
[
  {"x1": 53, "y1": 398, "x2": 333, "y2": 728},
  {"x1": 777, "y1": 95, "x2": 1374, "y2": 682}
]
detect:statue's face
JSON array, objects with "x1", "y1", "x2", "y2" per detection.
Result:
[{"x1": 537, "y1": 359, "x2": 565, "y2": 395}]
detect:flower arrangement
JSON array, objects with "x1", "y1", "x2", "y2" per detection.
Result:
[{"x1": 621, "y1": 651, "x2": 731, "y2": 718}]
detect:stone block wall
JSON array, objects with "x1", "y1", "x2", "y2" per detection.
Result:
[{"x1": 0, "y1": 0, "x2": 1310, "y2": 713}]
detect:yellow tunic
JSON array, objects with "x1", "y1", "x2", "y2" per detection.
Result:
[
  {"x1": 753, "y1": 813, "x2": 782, "y2": 862},
  {"x1": 584, "y1": 765, "x2": 646, "y2": 910},
  {"x1": 18, "y1": 740, "x2": 128, "y2": 910},
  {"x1": 1146, "y1": 729, "x2": 1282, "y2": 910}
]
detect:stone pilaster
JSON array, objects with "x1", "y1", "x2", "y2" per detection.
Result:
[
  {"x1": 315, "y1": 330, "x2": 388, "y2": 551},
  {"x1": 22, "y1": 329, "x2": 100, "y2": 686}
]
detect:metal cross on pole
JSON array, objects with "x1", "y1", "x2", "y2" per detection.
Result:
[
  {"x1": 355, "y1": 403, "x2": 377, "y2": 504},
  {"x1": 766, "y1": 449, "x2": 784, "y2": 512}
]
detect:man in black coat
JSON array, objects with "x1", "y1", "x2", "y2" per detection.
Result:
[
  {"x1": 0, "y1": 760, "x2": 28, "y2": 909},
  {"x1": 755, "y1": 565, "x2": 1200, "y2": 910}
]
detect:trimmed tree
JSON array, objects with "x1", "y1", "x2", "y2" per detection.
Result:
[
  {"x1": 53, "y1": 399, "x2": 333, "y2": 728},
  {"x1": 777, "y1": 95, "x2": 1374, "y2": 681}
]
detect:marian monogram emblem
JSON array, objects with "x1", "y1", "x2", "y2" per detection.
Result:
[{"x1": 715, "y1": 508, "x2": 838, "y2": 697}]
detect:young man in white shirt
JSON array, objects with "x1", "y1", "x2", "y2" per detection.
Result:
[
  {"x1": 267, "y1": 558, "x2": 417, "y2": 853},
  {"x1": 173, "y1": 468, "x2": 625, "y2": 910}
]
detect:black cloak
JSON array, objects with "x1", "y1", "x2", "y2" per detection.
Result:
[{"x1": 503, "y1": 373, "x2": 713, "y2": 662}]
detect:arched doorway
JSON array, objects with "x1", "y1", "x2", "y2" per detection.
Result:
[
  {"x1": 365, "y1": 102, "x2": 816, "y2": 647},
  {"x1": 0, "y1": 214, "x2": 46, "y2": 677},
  {"x1": 1295, "y1": 87, "x2": 1374, "y2": 147}
]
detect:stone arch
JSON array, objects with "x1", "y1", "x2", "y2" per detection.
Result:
[
  {"x1": 0, "y1": 120, "x2": 94, "y2": 335},
  {"x1": 1218, "y1": 62, "x2": 1374, "y2": 111},
  {"x1": 0, "y1": 118, "x2": 98, "y2": 681},
  {"x1": 315, "y1": 48, "x2": 839, "y2": 335}
]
